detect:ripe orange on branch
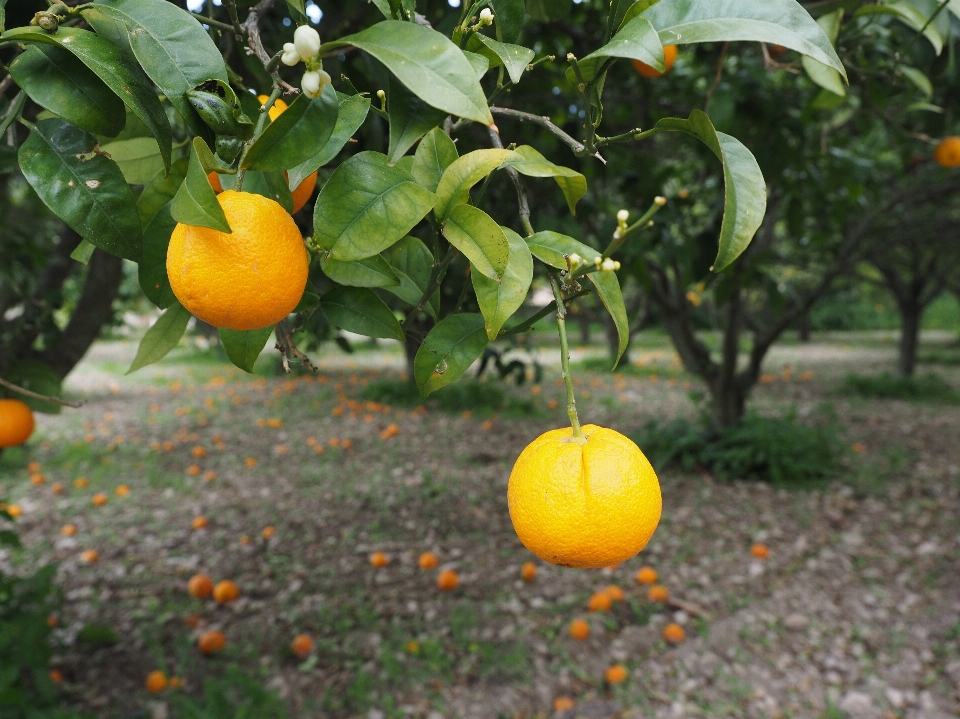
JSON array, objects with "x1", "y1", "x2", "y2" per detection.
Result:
[
  {"x1": 0, "y1": 399, "x2": 35, "y2": 448},
  {"x1": 632, "y1": 45, "x2": 678, "y2": 78},
  {"x1": 166, "y1": 191, "x2": 308, "y2": 331},
  {"x1": 507, "y1": 425, "x2": 661, "y2": 568}
]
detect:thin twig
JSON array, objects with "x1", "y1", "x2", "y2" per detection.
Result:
[
  {"x1": 704, "y1": 42, "x2": 728, "y2": 114},
  {"x1": 489, "y1": 106, "x2": 605, "y2": 163},
  {"x1": 273, "y1": 321, "x2": 318, "y2": 373},
  {"x1": 0, "y1": 75, "x2": 15, "y2": 98},
  {"x1": 242, "y1": 0, "x2": 298, "y2": 94},
  {"x1": 0, "y1": 377, "x2": 82, "y2": 409},
  {"x1": 488, "y1": 126, "x2": 534, "y2": 235}
]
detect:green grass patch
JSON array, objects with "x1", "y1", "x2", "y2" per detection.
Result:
[
  {"x1": 841, "y1": 372, "x2": 960, "y2": 402},
  {"x1": 634, "y1": 409, "x2": 845, "y2": 486},
  {"x1": 360, "y1": 378, "x2": 541, "y2": 417}
]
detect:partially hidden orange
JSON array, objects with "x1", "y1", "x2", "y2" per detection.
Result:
[
  {"x1": 632, "y1": 45, "x2": 678, "y2": 78},
  {"x1": 0, "y1": 399, "x2": 35, "y2": 448},
  {"x1": 934, "y1": 137, "x2": 960, "y2": 168}
]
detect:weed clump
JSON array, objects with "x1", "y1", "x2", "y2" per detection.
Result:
[{"x1": 841, "y1": 373, "x2": 960, "y2": 402}]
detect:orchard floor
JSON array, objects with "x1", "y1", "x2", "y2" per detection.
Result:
[{"x1": 2, "y1": 331, "x2": 960, "y2": 719}]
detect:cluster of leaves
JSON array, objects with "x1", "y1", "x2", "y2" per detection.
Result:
[
  {"x1": 169, "y1": 665, "x2": 289, "y2": 719},
  {"x1": 0, "y1": 0, "x2": 848, "y2": 402},
  {"x1": 841, "y1": 372, "x2": 960, "y2": 402},
  {"x1": 634, "y1": 408, "x2": 846, "y2": 485}
]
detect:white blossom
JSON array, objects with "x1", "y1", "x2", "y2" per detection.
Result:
[
  {"x1": 301, "y1": 69, "x2": 331, "y2": 98},
  {"x1": 479, "y1": 8, "x2": 494, "y2": 24},
  {"x1": 617, "y1": 209, "x2": 629, "y2": 222},
  {"x1": 293, "y1": 25, "x2": 322, "y2": 60},
  {"x1": 281, "y1": 42, "x2": 301, "y2": 67}
]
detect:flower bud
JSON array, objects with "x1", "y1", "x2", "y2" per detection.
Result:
[
  {"x1": 294, "y1": 25, "x2": 322, "y2": 60},
  {"x1": 281, "y1": 43, "x2": 301, "y2": 67},
  {"x1": 301, "y1": 70, "x2": 330, "y2": 99},
  {"x1": 613, "y1": 261, "x2": 621, "y2": 270},
  {"x1": 479, "y1": 8, "x2": 495, "y2": 24},
  {"x1": 601, "y1": 258, "x2": 616, "y2": 271},
  {"x1": 617, "y1": 209, "x2": 629, "y2": 223},
  {"x1": 594, "y1": 256, "x2": 602, "y2": 266},
  {"x1": 654, "y1": 196, "x2": 667, "y2": 206},
  {"x1": 569, "y1": 253, "x2": 581, "y2": 267},
  {"x1": 612, "y1": 228, "x2": 621, "y2": 240}
]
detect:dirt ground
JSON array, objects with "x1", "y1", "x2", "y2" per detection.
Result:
[{"x1": 2, "y1": 331, "x2": 959, "y2": 719}]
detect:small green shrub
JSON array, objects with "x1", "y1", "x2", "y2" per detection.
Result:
[
  {"x1": 169, "y1": 665, "x2": 288, "y2": 719},
  {"x1": 635, "y1": 410, "x2": 845, "y2": 485},
  {"x1": 841, "y1": 372, "x2": 960, "y2": 402}
]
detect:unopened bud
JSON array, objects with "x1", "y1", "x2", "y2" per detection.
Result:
[
  {"x1": 293, "y1": 25, "x2": 322, "y2": 60},
  {"x1": 612, "y1": 228, "x2": 621, "y2": 240},
  {"x1": 601, "y1": 258, "x2": 616, "y2": 271},
  {"x1": 594, "y1": 256, "x2": 602, "y2": 266},
  {"x1": 568, "y1": 253, "x2": 581, "y2": 266},
  {"x1": 654, "y1": 196, "x2": 667, "y2": 206},
  {"x1": 616, "y1": 209, "x2": 629, "y2": 223},
  {"x1": 301, "y1": 69, "x2": 331, "y2": 99},
  {"x1": 613, "y1": 260, "x2": 621, "y2": 270},
  {"x1": 567, "y1": 53, "x2": 576, "y2": 62},
  {"x1": 33, "y1": 11, "x2": 60, "y2": 32},
  {"x1": 376, "y1": 89, "x2": 386, "y2": 100},
  {"x1": 479, "y1": 7, "x2": 494, "y2": 24},
  {"x1": 281, "y1": 43, "x2": 301, "y2": 67}
]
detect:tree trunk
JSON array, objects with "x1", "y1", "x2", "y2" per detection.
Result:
[
  {"x1": 40, "y1": 249, "x2": 124, "y2": 379},
  {"x1": 896, "y1": 299, "x2": 921, "y2": 378},
  {"x1": 708, "y1": 379, "x2": 746, "y2": 429}
]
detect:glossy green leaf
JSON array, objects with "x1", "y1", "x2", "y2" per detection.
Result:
[
  {"x1": 220, "y1": 171, "x2": 293, "y2": 213},
  {"x1": 581, "y1": 15, "x2": 664, "y2": 81},
  {"x1": 99, "y1": 137, "x2": 164, "y2": 185},
  {"x1": 801, "y1": 10, "x2": 844, "y2": 97},
  {"x1": 3, "y1": 360, "x2": 63, "y2": 415},
  {"x1": 861, "y1": 0, "x2": 944, "y2": 54},
  {"x1": 287, "y1": 93, "x2": 370, "y2": 189},
  {"x1": 219, "y1": 326, "x2": 274, "y2": 373},
  {"x1": 502, "y1": 145, "x2": 587, "y2": 215},
  {"x1": 1, "y1": 27, "x2": 171, "y2": 172},
  {"x1": 463, "y1": 50, "x2": 491, "y2": 80},
  {"x1": 473, "y1": 227, "x2": 533, "y2": 339},
  {"x1": 381, "y1": 235, "x2": 440, "y2": 318},
  {"x1": 71, "y1": 240, "x2": 97, "y2": 265},
  {"x1": 900, "y1": 66, "x2": 933, "y2": 99},
  {"x1": 127, "y1": 302, "x2": 191, "y2": 373},
  {"x1": 469, "y1": 34, "x2": 535, "y2": 84},
  {"x1": 433, "y1": 148, "x2": 516, "y2": 220},
  {"x1": 442, "y1": 205, "x2": 510, "y2": 281},
  {"x1": 414, "y1": 313, "x2": 488, "y2": 395},
  {"x1": 319, "y1": 287, "x2": 405, "y2": 341},
  {"x1": 82, "y1": 0, "x2": 229, "y2": 136},
  {"x1": 651, "y1": 110, "x2": 766, "y2": 272},
  {"x1": 9, "y1": 44, "x2": 124, "y2": 137},
  {"x1": 242, "y1": 86, "x2": 339, "y2": 171},
  {"x1": 411, "y1": 127, "x2": 459, "y2": 193},
  {"x1": 387, "y1": 76, "x2": 448, "y2": 166},
  {"x1": 587, "y1": 270, "x2": 629, "y2": 368},
  {"x1": 137, "y1": 157, "x2": 188, "y2": 226},
  {"x1": 323, "y1": 21, "x2": 493, "y2": 125},
  {"x1": 18, "y1": 119, "x2": 141, "y2": 261},
  {"x1": 171, "y1": 138, "x2": 230, "y2": 233},
  {"x1": 490, "y1": 0, "x2": 526, "y2": 42},
  {"x1": 642, "y1": 0, "x2": 847, "y2": 79},
  {"x1": 320, "y1": 255, "x2": 401, "y2": 288},
  {"x1": 313, "y1": 151, "x2": 437, "y2": 261},
  {"x1": 285, "y1": 0, "x2": 308, "y2": 21},
  {"x1": 139, "y1": 202, "x2": 176, "y2": 309}
]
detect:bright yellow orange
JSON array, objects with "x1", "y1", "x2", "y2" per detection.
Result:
[
  {"x1": 934, "y1": 137, "x2": 960, "y2": 168},
  {"x1": 197, "y1": 630, "x2": 226, "y2": 654},
  {"x1": 647, "y1": 585, "x2": 669, "y2": 603},
  {"x1": 568, "y1": 618, "x2": 590, "y2": 640},
  {"x1": 636, "y1": 566, "x2": 658, "y2": 585},
  {"x1": 213, "y1": 580, "x2": 239, "y2": 604},
  {"x1": 521, "y1": 561, "x2": 537, "y2": 581},
  {"x1": 418, "y1": 552, "x2": 438, "y2": 570},
  {"x1": 188, "y1": 574, "x2": 214, "y2": 599},
  {"x1": 291, "y1": 634, "x2": 313, "y2": 658},
  {"x1": 437, "y1": 569, "x2": 459, "y2": 591},
  {"x1": 370, "y1": 551, "x2": 389, "y2": 568},
  {"x1": 0, "y1": 399, "x2": 35, "y2": 447},
  {"x1": 751, "y1": 543, "x2": 770, "y2": 559},
  {"x1": 508, "y1": 425, "x2": 661, "y2": 569},
  {"x1": 166, "y1": 191, "x2": 308, "y2": 330},
  {"x1": 605, "y1": 664, "x2": 628, "y2": 684},
  {"x1": 587, "y1": 591, "x2": 612, "y2": 612},
  {"x1": 145, "y1": 671, "x2": 168, "y2": 692},
  {"x1": 663, "y1": 622, "x2": 686, "y2": 643},
  {"x1": 632, "y1": 45, "x2": 677, "y2": 78}
]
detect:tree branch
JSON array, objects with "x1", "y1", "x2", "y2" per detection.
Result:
[
  {"x1": 242, "y1": 0, "x2": 298, "y2": 94},
  {"x1": 489, "y1": 106, "x2": 605, "y2": 164},
  {"x1": 488, "y1": 126, "x2": 534, "y2": 236},
  {"x1": 0, "y1": 376, "x2": 82, "y2": 409}
]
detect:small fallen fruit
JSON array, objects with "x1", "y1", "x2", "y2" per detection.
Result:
[
  {"x1": 197, "y1": 629, "x2": 226, "y2": 654},
  {"x1": 663, "y1": 622, "x2": 686, "y2": 644},
  {"x1": 61, "y1": 524, "x2": 77, "y2": 536},
  {"x1": 605, "y1": 664, "x2": 628, "y2": 684},
  {"x1": 418, "y1": 552, "x2": 438, "y2": 570},
  {"x1": 604, "y1": 585, "x2": 624, "y2": 602},
  {"x1": 370, "y1": 551, "x2": 389, "y2": 568},
  {"x1": 213, "y1": 579, "x2": 239, "y2": 604},
  {"x1": 262, "y1": 526, "x2": 275, "y2": 540},
  {"x1": 647, "y1": 584, "x2": 669, "y2": 603},
  {"x1": 635, "y1": 566, "x2": 658, "y2": 585},
  {"x1": 568, "y1": 618, "x2": 590, "y2": 640},
  {"x1": 80, "y1": 549, "x2": 98, "y2": 563},
  {"x1": 192, "y1": 516, "x2": 208, "y2": 530},
  {"x1": 188, "y1": 574, "x2": 214, "y2": 599},
  {"x1": 437, "y1": 569, "x2": 459, "y2": 591},
  {"x1": 751, "y1": 543, "x2": 770, "y2": 559},
  {"x1": 291, "y1": 634, "x2": 313, "y2": 658},
  {"x1": 49, "y1": 669, "x2": 63, "y2": 683},
  {"x1": 554, "y1": 697, "x2": 575, "y2": 711},
  {"x1": 91, "y1": 492, "x2": 107, "y2": 507},
  {"x1": 587, "y1": 591, "x2": 612, "y2": 612},
  {"x1": 521, "y1": 561, "x2": 537, "y2": 581},
  {"x1": 145, "y1": 670, "x2": 168, "y2": 692}
]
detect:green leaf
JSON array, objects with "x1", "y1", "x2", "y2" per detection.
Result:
[
  {"x1": 218, "y1": 326, "x2": 274, "y2": 373},
  {"x1": 463, "y1": 50, "x2": 491, "y2": 80},
  {"x1": 99, "y1": 137, "x2": 164, "y2": 185},
  {"x1": 387, "y1": 76, "x2": 448, "y2": 166},
  {"x1": 287, "y1": 93, "x2": 370, "y2": 189},
  {"x1": 642, "y1": 0, "x2": 847, "y2": 79},
  {"x1": 82, "y1": 0, "x2": 229, "y2": 137},
  {"x1": 473, "y1": 227, "x2": 533, "y2": 339},
  {"x1": 9, "y1": 44, "x2": 125, "y2": 137},
  {"x1": 126, "y1": 302, "x2": 191, "y2": 373},
  {"x1": 490, "y1": 0, "x2": 526, "y2": 42},
  {"x1": 320, "y1": 255, "x2": 401, "y2": 288},
  {"x1": 171, "y1": 138, "x2": 230, "y2": 233},
  {"x1": 863, "y1": 0, "x2": 943, "y2": 54},
  {"x1": 433, "y1": 148, "x2": 516, "y2": 220},
  {"x1": 71, "y1": 240, "x2": 97, "y2": 265},
  {"x1": 137, "y1": 157, "x2": 189, "y2": 226},
  {"x1": 3, "y1": 360, "x2": 63, "y2": 414},
  {"x1": 242, "y1": 86, "x2": 339, "y2": 171},
  {"x1": 800, "y1": 10, "x2": 845, "y2": 96},
  {"x1": 442, "y1": 205, "x2": 511, "y2": 281},
  {"x1": 139, "y1": 202, "x2": 177, "y2": 309},
  {"x1": 313, "y1": 151, "x2": 437, "y2": 261},
  {"x1": 323, "y1": 21, "x2": 493, "y2": 125},
  {"x1": 1, "y1": 27, "x2": 172, "y2": 172},
  {"x1": 587, "y1": 270, "x2": 629, "y2": 368},
  {"x1": 18, "y1": 119, "x2": 141, "y2": 261},
  {"x1": 414, "y1": 313, "x2": 488, "y2": 395},
  {"x1": 900, "y1": 66, "x2": 933, "y2": 99},
  {"x1": 581, "y1": 15, "x2": 664, "y2": 81},
  {"x1": 469, "y1": 34, "x2": 535, "y2": 84},
  {"x1": 319, "y1": 287, "x2": 405, "y2": 341},
  {"x1": 501, "y1": 145, "x2": 587, "y2": 215},
  {"x1": 411, "y1": 127, "x2": 459, "y2": 193},
  {"x1": 381, "y1": 235, "x2": 440, "y2": 317},
  {"x1": 650, "y1": 110, "x2": 765, "y2": 272},
  {"x1": 222, "y1": 171, "x2": 293, "y2": 213},
  {"x1": 370, "y1": 0, "x2": 394, "y2": 19},
  {"x1": 285, "y1": 0, "x2": 308, "y2": 21}
]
